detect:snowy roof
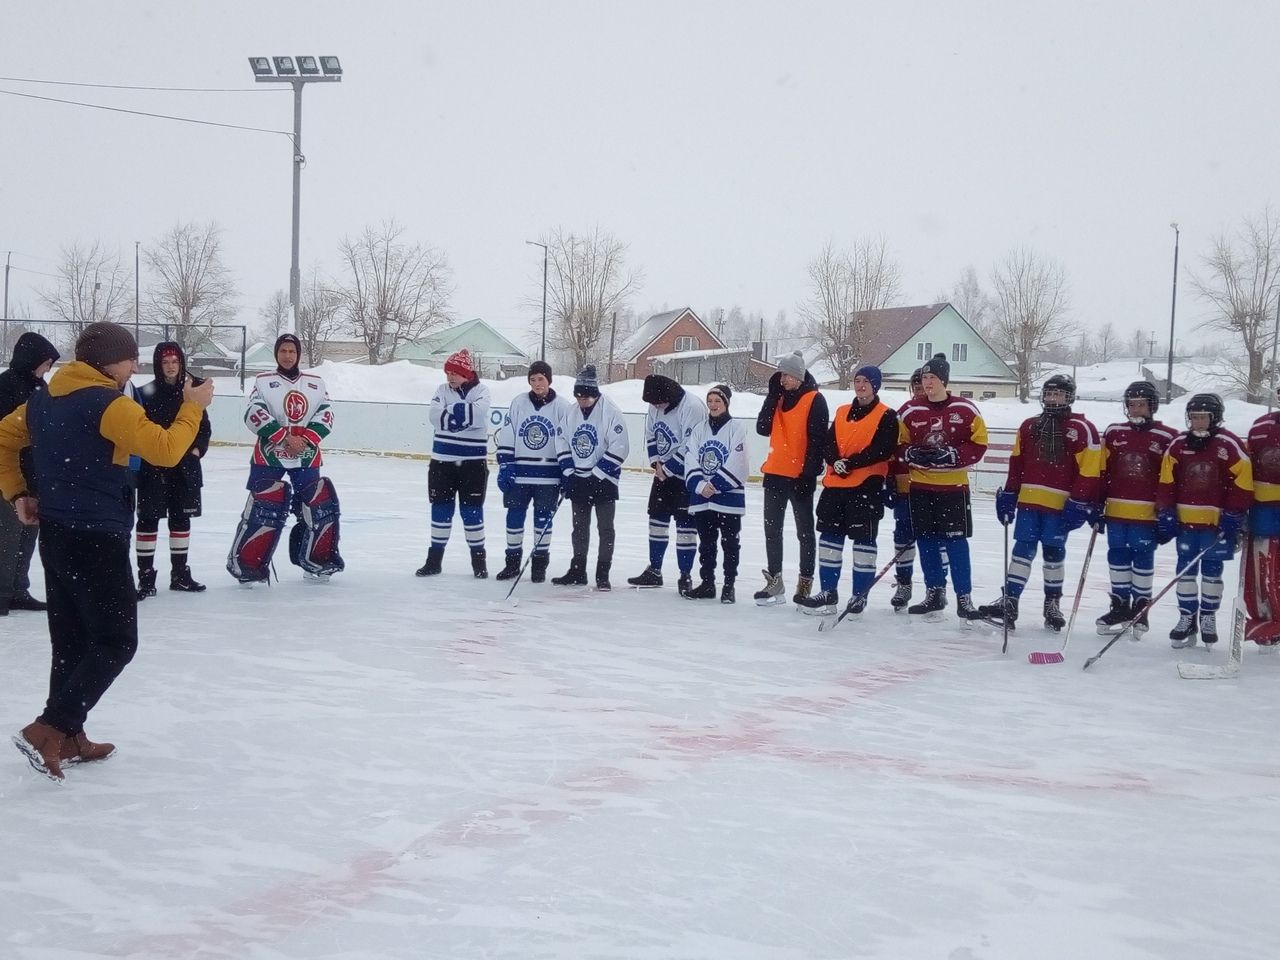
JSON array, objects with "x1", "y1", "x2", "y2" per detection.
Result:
[
  {"x1": 648, "y1": 346, "x2": 753, "y2": 361},
  {"x1": 851, "y1": 302, "x2": 948, "y2": 365},
  {"x1": 396, "y1": 318, "x2": 529, "y2": 362},
  {"x1": 616, "y1": 308, "x2": 722, "y2": 361}
]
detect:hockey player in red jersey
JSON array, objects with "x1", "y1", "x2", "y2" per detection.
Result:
[
  {"x1": 979, "y1": 374, "x2": 1101, "y2": 631},
  {"x1": 1094, "y1": 381, "x2": 1179, "y2": 637},
  {"x1": 1156, "y1": 393, "x2": 1253, "y2": 647},
  {"x1": 1244, "y1": 387, "x2": 1280, "y2": 649}
]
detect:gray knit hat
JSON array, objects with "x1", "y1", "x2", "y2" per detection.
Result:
[
  {"x1": 777, "y1": 350, "x2": 806, "y2": 381},
  {"x1": 75, "y1": 322, "x2": 139, "y2": 371}
]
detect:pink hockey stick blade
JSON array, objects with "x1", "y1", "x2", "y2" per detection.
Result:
[{"x1": 1028, "y1": 651, "x2": 1065, "y2": 665}]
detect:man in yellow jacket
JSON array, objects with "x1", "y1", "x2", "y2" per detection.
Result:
[{"x1": 0, "y1": 322, "x2": 214, "y2": 783}]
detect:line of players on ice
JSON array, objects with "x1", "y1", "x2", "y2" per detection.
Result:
[{"x1": 223, "y1": 336, "x2": 1280, "y2": 651}]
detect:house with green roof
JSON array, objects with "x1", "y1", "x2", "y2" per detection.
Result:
[{"x1": 394, "y1": 318, "x2": 530, "y2": 378}]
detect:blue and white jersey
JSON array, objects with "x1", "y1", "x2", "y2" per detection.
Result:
[
  {"x1": 429, "y1": 379, "x2": 491, "y2": 462},
  {"x1": 562, "y1": 394, "x2": 629, "y2": 487},
  {"x1": 496, "y1": 389, "x2": 573, "y2": 485},
  {"x1": 685, "y1": 416, "x2": 749, "y2": 515},
  {"x1": 645, "y1": 392, "x2": 707, "y2": 478}
]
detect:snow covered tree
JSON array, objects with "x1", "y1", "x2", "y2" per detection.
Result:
[
  {"x1": 1191, "y1": 207, "x2": 1280, "y2": 403},
  {"x1": 799, "y1": 239, "x2": 902, "y2": 389},
  {"x1": 334, "y1": 220, "x2": 453, "y2": 364},
  {"x1": 257, "y1": 289, "x2": 290, "y2": 343},
  {"x1": 989, "y1": 247, "x2": 1074, "y2": 402},
  {"x1": 297, "y1": 270, "x2": 343, "y2": 367}
]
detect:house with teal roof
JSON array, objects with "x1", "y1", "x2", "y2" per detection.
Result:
[{"x1": 393, "y1": 318, "x2": 530, "y2": 378}]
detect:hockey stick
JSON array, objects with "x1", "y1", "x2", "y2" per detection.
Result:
[
  {"x1": 1000, "y1": 520, "x2": 1011, "y2": 654},
  {"x1": 504, "y1": 491, "x2": 565, "y2": 603},
  {"x1": 1083, "y1": 535, "x2": 1222, "y2": 671},
  {"x1": 1178, "y1": 534, "x2": 1248, "y2": 679},
  {"x1": 817, "y1": 544, "x2": 911, "y2": 632},
  {"x1": 1029, "y1": 525, "x2": 1098, "y2": 664}
]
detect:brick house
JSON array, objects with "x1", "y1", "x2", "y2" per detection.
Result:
[{"x1": 607, "y1": 308, "x2": 724, "y2": 382}]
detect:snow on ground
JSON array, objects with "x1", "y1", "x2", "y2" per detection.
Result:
[{"x1": 2, "y1": 448, "x2": 1278, "y2": 960}]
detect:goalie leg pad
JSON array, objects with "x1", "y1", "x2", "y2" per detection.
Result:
[
  {"x1": 293, "y1": 477, "x2": 344, "y2": 575},
  {"x1": 227, "y1": 479, "x2": 291, "y2": 582}
]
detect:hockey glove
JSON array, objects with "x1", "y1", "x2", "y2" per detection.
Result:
[
  {"x1": 560, "y1": 473, "x2": 575, "y2": 497},
  {"x1": 497, "y1": 464, "x2": 514, "y2": 494},
  {"x1": 881, "y1": 481, "x2": 896, "y2": 508},
  {"x1": 1219, "y1": 510, "x2": 1244, "y2": 543},
  {"x1": 832, "y1": 459, "x2": 850, "y2": 477},
  {"x1": 1156, "y1": 508, "x2": 1178, "y2": 545},
  {"x1": 904, "y1": 445, "x2": 952, "y2": 468},
  {"x1": 995, "y1": 487, "x2": 1017, "y2": 526},
  {"x1": 1062, "y1": 498, "x2": 1094, "y2": 532}
]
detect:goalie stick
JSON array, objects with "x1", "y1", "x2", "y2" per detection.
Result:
[
  {"x1": 1029, "y1": 526, "x2": 1098, "y2": 664},
  {"x1": 1083, "y1": 535, "x2": 1223, "y2": 671}
]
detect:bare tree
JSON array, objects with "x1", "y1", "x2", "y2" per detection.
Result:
[
  {"x1": 950, "y1": 265, "x2": 997, "y2": 341},
  {"x1": 1072, "y1": 332, "x2": 1096, "y2": 366},
  {"x1": 798, "y1": 238, "x2": 902, "y2": 388},
  {"x1": 989, "y1": 246, "x2": 1074, "y2": 401},
  {"x1": 1191, "y1": 207, "x2": 1280, "y2": 403},
  {"x1": 256, "y1": 289, "x2": 290, "y2": 343},
  {"x1": 1095, "y1": 321, "x2": 1118, "y2": 362},
  {"x1": 143, "y1": 222, "x2": 238, "y2": 353},
  {"x1": 39, "y1": 241, "x2": 133, "y2": 343},
  {"x1": 1129, "y1": 328, "x2": 1145, "y2": 357},
  {"x1": 334, "y1": 220, "x2": 453, "y2": 364},
  {"x1": 297, "y1": 270, "x2": 343, "y2": 367},
  {"x1": 532, "y1": 227, "x2": 642, "y2": 373}
]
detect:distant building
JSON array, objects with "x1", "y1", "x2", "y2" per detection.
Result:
[
  {"x1": 394, "y1": 318, "x2": 530, "y2": 379},
  {"x1": 607, "y1": 307, "x2": 774, "y2": 387},
  {"x1": 772, "y1": 302, "x2": 1019, "y2": 399}
]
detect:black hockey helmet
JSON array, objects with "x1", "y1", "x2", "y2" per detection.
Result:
[
  {"x1": 1185, "y1": 392, "x2": 1225, "y2": 435},
  {"x1": 1122, "y1": 380, "x2": 1159, "y2": 420},
  {"x1": 1040, "y1": 373, "x2": 1076, "y2": 414}
]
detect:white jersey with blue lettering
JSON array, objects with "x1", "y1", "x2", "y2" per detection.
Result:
[
  {"x1": 562, "y1": 394, "x2": 629, "y2": 487},
  {"x1": 496, "y1": 389, "x2": 574, "y2": 485},
  {"x1": 429, "y1": 379, "x2": 491, "y2": 462},
  {"x1": 645, "y1": 392, "x2": 707, "y2": 478}
]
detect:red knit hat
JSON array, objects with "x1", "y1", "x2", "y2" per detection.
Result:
[{"x1": 444, "y1": 348, "x2": 475, "y2": 379}]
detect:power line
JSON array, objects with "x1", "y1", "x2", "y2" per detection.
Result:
[
  {"x1": 8, "y1": 265, "x2": 62, "y2": 280},
  {"x1": 0, "y1": 75, "x2": 286, "y2": 94},
  {"x1": 0, "y1": 88, "x2": 293, "y2": 140}
]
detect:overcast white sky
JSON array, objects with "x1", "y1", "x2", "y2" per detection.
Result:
[{"x1": 2, "y1": 1, "x2": 1276, "y2": 355}]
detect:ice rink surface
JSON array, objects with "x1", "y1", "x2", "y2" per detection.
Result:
[{"x1": 2, "y1": 447, "x2": 1277, "y2": 960}]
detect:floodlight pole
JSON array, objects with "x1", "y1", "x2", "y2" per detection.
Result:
[{"x1": 1164, "y1": 222, "x2": 1179, "y2": 404}]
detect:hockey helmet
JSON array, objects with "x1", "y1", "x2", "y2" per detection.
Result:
[
  {"x1": 1185, "y1": 392, "x2": 1225, "y2": 435},
  {"x1": 1122, "y1": 380, "x2": 1159, "y2": 422},
  {"x1": 1040, "y1": 373, "x2": 1076, "y2": 415}
]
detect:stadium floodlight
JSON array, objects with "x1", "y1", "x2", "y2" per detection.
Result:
[{"x1": 246, "y1": 54, "x2": 343, "y2": 334}]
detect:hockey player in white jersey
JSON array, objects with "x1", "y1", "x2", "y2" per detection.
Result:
[
  {"x1": 683, "y1": 384, "x2": 750, "y2": 604},
  {"x1": 552, "y1": 365, "x2": 629, "y2": 591},
  {"x1": 227, "y1": 334, "x2": 343, "y2": 583},
  {"x1": 494, "y1": 360, "x2": 573, "y2": 583},
  {"x1": 626, "y1": 374, "x2": 706, "y2": 595},
  {"x1": 417, "y1": 349, "x2": 492, "y2": 578}
]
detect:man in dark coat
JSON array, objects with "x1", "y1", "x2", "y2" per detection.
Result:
[
  {"x1": 0, "y1": 332, "x2": 60, "y2": 616},
  {"x1": 135, "y1": 341, "x2": 212, "y2": 597}
]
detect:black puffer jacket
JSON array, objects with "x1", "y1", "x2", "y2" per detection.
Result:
[
  {"x1": 0, "y1": 332, "x2": 61, "y2": 489},
  {"x1": 136, "y1": 342, "x2": 211, "y2": 515}
]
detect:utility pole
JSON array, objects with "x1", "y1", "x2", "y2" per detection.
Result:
[
  {"x1": 3, "y1": 251, "x2": 10, "y2": 354},
  {"x1": 134, "y1": 241, "x2": 140, "y2": 341},
  {"x1": 1269, "y1": 297, "x2": 1280, "y2": 413}
]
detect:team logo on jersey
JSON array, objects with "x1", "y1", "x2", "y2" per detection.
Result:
[
  {"x1": 930, "y1": 416, "x2": 945, "y2": 432},
  {"x1": 572, "y1": 423, "x2": 599, "y2": 460},
  {"x1": 1066, "y1": 428, "x2": 1078, "y2": 442},
  {"x1": 284, "y1": 390, "x2": 308, "y2": 423},
  {"x1": 699, "y1": 439, "x2": 729, "y2": 476},
  {"x1": 306, "y1": 382, "x2": 318, "y2": 390},
  {"x1": 653, "y1": 421, "x2": 678, "y2": 457},
  {"x1": 1217, "y1": 447, "x2": 1229, "y2": 461},
  {"x1": 519, "y1": 415, "x2": 556, "y2": 451},
  {"x1": 949, "y1": 414, "x2": 963, "y2": 424},
  {"x1": 268, "y1": 380, "x2": 280, "y2": 388}
]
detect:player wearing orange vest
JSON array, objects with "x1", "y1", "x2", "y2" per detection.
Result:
[
  {"x1": 797, "y1": 367, "x2": 898, "y2": 617},
  {"x1": 754, "y1": 350, "x2": 829, "y2": 605}
]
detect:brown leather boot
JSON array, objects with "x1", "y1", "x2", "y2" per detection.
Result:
[
  {"x1": 13, "y1": 720, "x2": 66, "y2": 783},
  {"x1": 60, "y1": 731, "x2": 116, "y2": 764}
]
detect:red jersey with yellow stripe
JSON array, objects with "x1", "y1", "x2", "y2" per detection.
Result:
[
  {"x1": 1100, "y1": 420, "x2": 1179, "y2": 523},
  {"x1": 892, "y1": 398, "x2": 913, "y2": 493},
  {"x1": 1005, "y1": 412, "x2": 1101, "y2": 512},
  {"x1": 1157, "y1": 428, "x2": 1253, "y2": 529},
  {"x1": 1247, "y1": 412, "x2": 1280, "y2": 505},
  {"x1": 896, "y1": 394, "x2": 988, "y2": 492}
]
